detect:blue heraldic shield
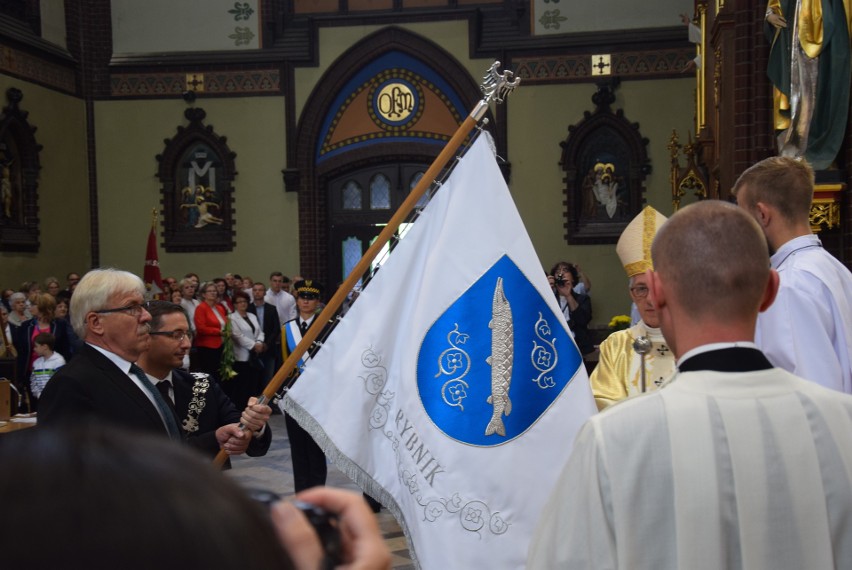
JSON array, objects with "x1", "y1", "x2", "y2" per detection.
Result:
[{"x1": 417, "y1": 255, "x2": 582, "y2": 446}]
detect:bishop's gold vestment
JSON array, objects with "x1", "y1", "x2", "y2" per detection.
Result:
[{"x1": 590, "y1": 322, "x2": 675, "y2": 411}]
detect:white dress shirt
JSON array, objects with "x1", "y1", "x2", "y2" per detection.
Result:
[{"x1": 265, "y1": 289, "x2": 297, "y2": 323}]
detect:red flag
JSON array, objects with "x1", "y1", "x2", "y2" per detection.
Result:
[{"x1": 143, "y1": 225, "x2": 164, "y2": 299}]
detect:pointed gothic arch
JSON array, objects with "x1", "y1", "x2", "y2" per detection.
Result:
[
  {"x1": 291, "y1": 26, "x2": 485, "y2": 283},
  {"x1": 156, "y1": 107, "x2": 237, "y2": 252},
  {"x1": 0, "y1": 88, "x2": 42, "y2": 252}
]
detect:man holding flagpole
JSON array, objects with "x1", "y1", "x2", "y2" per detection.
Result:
[{"x1": 281, "y1": 134, "x2": 596, "y2": 569}]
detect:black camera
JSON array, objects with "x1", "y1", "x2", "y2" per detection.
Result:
[
  {"x1": 554, "y1": 272, "x2": 567, "y2": 287},
  {"x1": 247, "y1": 490, "x2": 342, "y2": 569}
]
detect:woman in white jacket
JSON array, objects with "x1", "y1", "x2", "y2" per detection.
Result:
[{"x1": 227, "y1": 291, "x2": 265, "y2": 409}]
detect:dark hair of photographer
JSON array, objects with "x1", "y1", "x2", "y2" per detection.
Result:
[
  {"x1": 0, "y1": 424, "x2": 295, "y2": 570},
  {"x1": 550, "y1": 262, "x2": 579, "y2": 287},
  {"x1": 549, "y1": 261, "x2": 594, "y2": 355}
]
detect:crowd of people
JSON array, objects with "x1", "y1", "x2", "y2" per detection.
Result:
[
  {"x1": 0, "y1": 270, "x2": 305, "y2": 412},
  {"x1": 2, "y1": 155, "x2": 852, "y2": 567}
]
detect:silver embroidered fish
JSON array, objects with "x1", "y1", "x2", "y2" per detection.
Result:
[{"x1": 485, "y1": 277, "x2": 513, "y2": 436}]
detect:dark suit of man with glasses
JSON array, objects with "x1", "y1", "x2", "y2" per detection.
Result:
[
  {"x1": 40, "y1": 269, "x2": 186, "y2": 440},
  {"x1": 136, "y1": 300, "x2": 271, "y2": 462}
]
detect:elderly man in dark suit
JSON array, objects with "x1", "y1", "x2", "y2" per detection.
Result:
[
  {"x1": 137, "y1": 301, "x2": 271, "y2": 460},
  {"x1": 39, "y1": 269, "x2": 178, "y2": 436},
  {"x1": 39, "y1": 270, "x2": 269, "y2": 462},
  {"x1": 248, "y1": 281, "x2": 281, "y2": 384}
]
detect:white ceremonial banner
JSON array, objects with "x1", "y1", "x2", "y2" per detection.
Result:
[{"x1": 283, "y1": 135, "x2": 596, "y2": 569}]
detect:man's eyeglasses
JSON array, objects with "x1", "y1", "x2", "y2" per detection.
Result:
[
  {"x1": 629, "y1": 286, "x2": 650, "y2": 298},
  {"x1": 94, "y1": 303, "x2": 148, "y2": 318},
  {"x1": 149, "y1": 330, "x2": 194, "y2": 342}
]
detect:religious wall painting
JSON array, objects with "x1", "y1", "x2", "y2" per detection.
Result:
[
  {"x1": 157, "y1": 107, "x2": 236, "y2": 252},
  {"x1": 580, "y1": 154, "x2": 626, "y2": 220},
  {"x1": 560, "y1": 80, "x2": 649, "y2": 244},
  {"x1": 0, "y1": 88, "x2": 42, "y2": 252}
]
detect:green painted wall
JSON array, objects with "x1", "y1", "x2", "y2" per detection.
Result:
[
  {"x1": 0, "y1": 74, "x2": 89, "y2": 288},
  {"x1": 94, "y1": 96, "x2": 296, "y2": 284},
  {"x1": 508, "y1": 78, "x2": 694, "y2": 326}
]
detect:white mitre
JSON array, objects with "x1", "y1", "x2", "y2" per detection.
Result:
[{"x1": 616, "y1": 205, "x2": 668, "y2": 278}]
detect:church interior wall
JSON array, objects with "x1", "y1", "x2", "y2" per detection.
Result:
[
  {"x1": 2, "y1": 9, "x2": 698, "y2": 327},
  {"x1": 294, "y1": 21, "x2": 484, "y2": 119},
  {"x1": 508, "y1": 77, "x2": 695, "y2": 326},
  {"x1": 296, "y1": 20, "x2": 694, "y2": 326},
  {"x1": 93, "y1": 95, "x2": 297, "y2": 283},
  {"x1": 0, "y1": 73, "x2": 89, "y2": 286}
]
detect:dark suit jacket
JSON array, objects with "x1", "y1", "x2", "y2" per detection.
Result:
[
  {"x1": 248, "y1": 302, "x2": 281, "y2": 361},
  {"x1": 172, "y1": 368, "x2": 271, "y2": 460},
  {"x1": 38, "y1": 343, "x2": 168, "y2": 436}
]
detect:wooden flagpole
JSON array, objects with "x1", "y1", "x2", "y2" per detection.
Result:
[{"x1": 214, "y1": 62, "x2": 519, "y2": 467}]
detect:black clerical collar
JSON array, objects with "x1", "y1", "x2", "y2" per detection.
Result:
[{"x1": 678, "y1": 347, "x2": 773, "y2": 373}]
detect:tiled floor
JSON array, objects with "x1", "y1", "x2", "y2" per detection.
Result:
[{"x1": 228, "y1": 412, "x2": 415, "y2": 569}]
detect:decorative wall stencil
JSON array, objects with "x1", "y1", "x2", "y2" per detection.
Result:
[
  {"x1": 156, "y1": 108, "x2": 236, "y2": 252},
  {"x1": 538, "y1": 9, "x2": 568, "y2": 31},
  {"x1": 531, "y1": 0, "x2": 688, "y2": 36},
  {"x1": 0, "y1": 46, "x2": 76, "y2": 94},
  {"x1": 111, "y1": 0, "x2": 260, "y2": 53},
  {"x1": 111, "y1": 69, "x2": 280, "y2": 97},
  {"x1": 560, "y1": 80, "x2": 650, "y2": 244},
  {"x1": 514, "y1": 49, "x2": 694, "y2": 84},
  {"x1": 0, "y1": 88, "x2": 42, "y2": 252},
  {"x1": 228, "y1": 2, "x2": 255, "y2": 20},
  {"x1": 316, "y1": 51, "x2": 467, "y2": 164}
]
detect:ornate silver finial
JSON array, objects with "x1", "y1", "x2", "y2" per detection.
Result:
[
  {"x1": 471, "y1": 61, "x2": 521, "y2": 121},
  {"x1": 480, "y1": 61, "x2": 521, "y2": 104}
]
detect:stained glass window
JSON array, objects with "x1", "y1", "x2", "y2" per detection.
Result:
[
  {"x1": 410, "y1": 171, "x2": 429, "y2": 208},
  {"x1": 342, "y1": 180, "x2": 363, "y2": 210},
  {"x1": 370, "y1": 173, "x2": 391, "y2": 209},
  {"x1": 342, "y1": 236, "x2": 363, "y2": 288}
]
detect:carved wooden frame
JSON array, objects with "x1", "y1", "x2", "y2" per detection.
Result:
[
  {"x1": 560, "y1": 80, "x2": 650, "y2": 244},
  {"x1": 0, "y1": 88, "x2": 42, "y2": 252},
  {"x1": 156, "y1": 108, "x2": 237, "y2": 252}
]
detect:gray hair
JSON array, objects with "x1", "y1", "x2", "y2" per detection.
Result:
[
  {"x1": 70, "y1": 269, "x2": 145, "y2": 338},
  {"x1": 9, "y1": 292, "x2": 25, "y2": 303}
]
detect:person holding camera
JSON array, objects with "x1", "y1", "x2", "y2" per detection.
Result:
[
  {"x1": 549, "y1": 262, "x2": 594, "y2": 355},
  {"x1": 0, "y1": 424, "x2": 391, "y2": 570}
]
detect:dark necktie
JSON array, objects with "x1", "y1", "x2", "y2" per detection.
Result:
[
  {"x1": 156, "y1": 379, "x2": 179, "y2": 422},
  {"x1": 300, "y1": 320, "x2": 309, "y2": 336},
  {"x1": 129, "y1": 364, "x2": 181, "y2": 440}
]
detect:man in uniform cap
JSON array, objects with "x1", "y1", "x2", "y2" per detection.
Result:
[
  {"x1": 590, "y1": 206, "x2": 675, "y2": 410},
  {"x1": 280, "y1": 279, "x2": 329, "y2": 492}
]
